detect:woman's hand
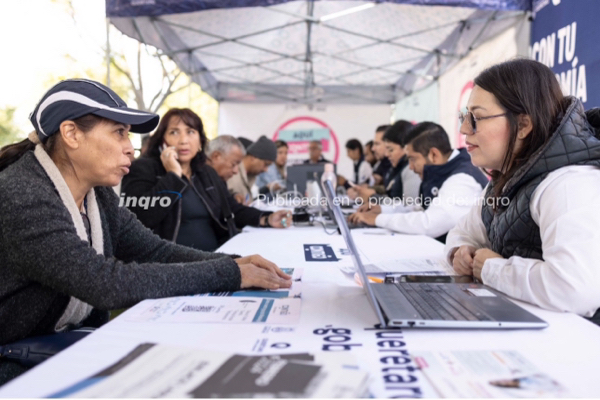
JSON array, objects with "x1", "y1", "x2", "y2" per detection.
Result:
[
  {"x1": 268, "y1": 210, "x2": 292, "y2": 228},
  {"x1": 348, "y1": 211, "x2": 378, "y2": 226},
  {"x1": 160, "y1": 146, "x2": 182, "y2": 177},
  {"x1": 472, "y1": 248, "x2": 503, "y2": 281},
  {"x1": 356, "y1": 187, "x2": 376, "y2": 203},
  {"x1": 452, "y1": 245, "x2": 477, "y2": 276},
  {"x1": 235, "y1": 254, "x2": 292, "y2": 289},
  {"x1": 356, "y1": 203, "x2": 381, "y2": 214}
]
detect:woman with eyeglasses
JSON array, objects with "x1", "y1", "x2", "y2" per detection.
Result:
[
  {"x1": 0, "y1": 80, "x2": 290, "y2": 384},
  {"x1": 446, "y1": 59, "x2": 600, "y2": 320}
]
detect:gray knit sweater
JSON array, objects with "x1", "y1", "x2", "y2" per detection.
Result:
[{"x1": 0, "y1": 151, "x2": 242, "y2": 347}]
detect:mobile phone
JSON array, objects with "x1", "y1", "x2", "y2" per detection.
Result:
[
  {"x1": 159, "y1": 142, "x2": 168, "y2": 154},
  {"x1": 390, "y1": 275, "x2": 474, "y2": 284}
]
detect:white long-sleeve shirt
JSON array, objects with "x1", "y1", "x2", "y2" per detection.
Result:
[
  {"x1": 375, "y1": 171, "x2": 485, "y2": 238},
  {"x1": 445, "y1": 165, "x2": 600, "y2": 317}
]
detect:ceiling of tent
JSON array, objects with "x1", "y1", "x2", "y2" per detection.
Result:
[{"x1": 107, "y1": 0, "x2": 529, "y2": 104}]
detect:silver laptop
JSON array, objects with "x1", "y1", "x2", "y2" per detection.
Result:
[{"x1": 321, "y1": 179, "x2": 548, "y2": 329}]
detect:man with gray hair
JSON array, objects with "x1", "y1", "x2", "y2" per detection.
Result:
[
  {"x1": 303, "y1": 140, "x2": 330, "y2": 164},
  {"x1": 206, "y1": 135, "x2": 246, "y2": 182}
]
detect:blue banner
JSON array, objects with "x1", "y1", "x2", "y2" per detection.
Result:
[
  {"x1": 530, "y1": 0, "x2": 600, "y2": 108},
  {"x1": 106, "y1": 0, "x2": 530, "y2": 18}
]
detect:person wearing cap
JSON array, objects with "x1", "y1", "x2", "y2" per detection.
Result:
[
  {"x1": 122, "y1": 110, "x2": 292, "y2": 253},
  {"x1": 0, "y1": 81, "x2": 291, "y2": 384},
  {"x1": 227, "y1": 135, "x2": 277, "y2": 204}
]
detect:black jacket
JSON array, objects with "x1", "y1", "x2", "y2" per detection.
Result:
[{"x1": 121, "y1": 156, "x2": 270, "y2": 246}]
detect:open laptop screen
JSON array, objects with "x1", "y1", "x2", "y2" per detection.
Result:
[{"x1": 321, "y1": 179, "x2": 387, "y2": 327}]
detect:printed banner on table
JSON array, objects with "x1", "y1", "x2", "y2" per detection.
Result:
[{"x1": 127, "y1": 297, "x2": 301, "y2": 324}]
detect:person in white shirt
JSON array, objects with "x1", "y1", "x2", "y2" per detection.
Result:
[
  {"x1": 349, "y1": 122, "x2": 487, "y2": 242},
  {"x1": 445, "y1": 59, "x2": 600, "y2": 319}
]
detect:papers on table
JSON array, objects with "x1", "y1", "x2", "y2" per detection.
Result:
[
  {"x1": 364, "y1": 258, "x2": 454, "y2": 274},
  {"x1": 412, "y1": 350, "x2": 568, "y2": 398},
  {"x1": 50, "y1": 343, "x2": 370, "y2": 398},
  {"x1": 126, "y1": 296, "x2": 301, "y2": 325},
  {"x1": 338, "y1": 257, "x2": 454, "y2": 275},
  {"x1": 198, "y1": 268, "x2": 303, "y2": 299}
]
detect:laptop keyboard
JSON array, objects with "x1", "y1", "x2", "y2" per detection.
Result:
[{"x1": 395, "y1": 283, "x2": 492, "y2": 321}]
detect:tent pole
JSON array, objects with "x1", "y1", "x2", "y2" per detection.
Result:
[
  {"x1": 106, "y1": 18, "x2": 111, "y2": 87},
  {"x1": 304, "y1": 0, "x2": 315, "y2": 104}
]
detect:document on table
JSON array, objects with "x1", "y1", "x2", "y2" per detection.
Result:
[
  {"x1": 197, "y1": 268, "x2": 303, "y2": 299},
  {"x1": 337, "y1": 257, "x2": 454, "y2": 275},
  {"x1": 126, "y1": 296, "x2": 301, "y2": 325},
  {"x1": 412, "y1": 350, "x2": 569, "y2": 398},
  {"x1": 49, "y1": 343, "x2": 370, "y2": 398},
  {"x1": 364, "y1": 258, "x2": 455, "y2": 274}
]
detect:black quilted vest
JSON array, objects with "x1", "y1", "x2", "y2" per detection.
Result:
[
  {"x1": 384, "y1": 155, "x2": 409, "y2": 199},
  {"x1": 482, "y1": 98, "x2": 600, "y2": 260}
]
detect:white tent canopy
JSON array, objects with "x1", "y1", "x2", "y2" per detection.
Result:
[{"x1": 109, "y1": 0, "x2": 527, "y2": 104}]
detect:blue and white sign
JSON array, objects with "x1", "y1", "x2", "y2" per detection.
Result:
[{"x1": 530, "y1": 0, "x2": 600, "y2": 108}]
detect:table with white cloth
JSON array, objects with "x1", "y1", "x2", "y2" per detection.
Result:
[{"x1": 1, "y1": 225, "x2": 600, "y2": 398}]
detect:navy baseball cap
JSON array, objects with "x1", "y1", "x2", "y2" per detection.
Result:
[{"x1": 30, "y1": 79, "x2": 159, "y2": 143}]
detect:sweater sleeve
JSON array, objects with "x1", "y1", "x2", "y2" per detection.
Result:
[
  {"x1": 120, "y1": 157, "x2": 188, "y2": 230},
  {"x1": 0, "y1": 187, "x2": 242, "y2": 312},
  {"x1": 480, "y1": 166, "x2": 600, "y2": 316},
  {"x1": 443, "y1": 186, "x2": 490, "y2": 263}
]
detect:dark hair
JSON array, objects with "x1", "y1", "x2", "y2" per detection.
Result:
[
  {"x1": 0, "y1": 114, "x2": 107, "y2": 173},
  {"x1": 474, "y1": 59, "x2": 566, "y2": 198},
  {"x1": 404, "y1": 122, "x2": 452, "y2": 157},
  {"x1": 275, "y1": 140, "x2": 288, "y2": 149},
  {"x1": 345, "y1": 138, "x2": 363, "y2": 157},
  {"x1": 383, "y1": 120, "x2": 412, "y2": 145},
  {"x1": 365, "y1": 140, "x2": 373, "y2": 150},
  {"x1": 146, "y1": 108, "x2": 207, "y2": 168},
  {"x1": 376, "y1": 124, "x2": 391, "y2": 133},
  {"x1": 375, "y1": 124, "x2": 391, "y2": 133}
]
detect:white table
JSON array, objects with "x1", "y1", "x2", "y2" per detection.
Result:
[{"x1": 1, "y1": 226, "x2": 599, "y2": 397}]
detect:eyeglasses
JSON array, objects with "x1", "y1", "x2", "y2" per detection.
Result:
[{"x1": 458, "y1": 111, "x2": 507, "y2": 134}]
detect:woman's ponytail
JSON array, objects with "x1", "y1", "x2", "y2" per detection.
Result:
[{"x1": 0, "y1": 138, "x2": 36, "y2": 172}]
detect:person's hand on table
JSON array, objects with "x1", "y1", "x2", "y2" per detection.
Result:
[
  {"x1": 269, "y1": 182, "x2": 283, "y2": 192},
  {"x1": 268, "y1": 210, "x2": 292, "y2": 228},
  {"x1": 357, "y1": 203, "x2": 381, "y2": 214},
  {"x1": 233, "y1": 193, "x2": 245, "y2": 204},
  {"x1": 235, "y1": 254, "x2": 292, "y2": 289},
  {"x1": 347, "y1": 211, "x2": 377, "y2": 226},
  {"x1": 347, "y1": 187, "x2": 358, "y2": 200},
  {"x1": 472, "y1": 248, "x2": 503, "y2": 281},
  {"x1": 451, "y1": 245, "x2": 477, "y2": 276},
  {"x1": 356, "y1": 187, "x2": 376, "y2": 203}
]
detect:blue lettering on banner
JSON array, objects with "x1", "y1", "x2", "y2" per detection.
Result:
[
  {"x1": 252, "y1": 299, "x2": 274, "y2": 322},
  {"x1": 530, "y1": 0, "x2": 600, "y2": 107},
  {"x1": 372, "y1": 329, "x2": 423, "y2": 398},
  {"x1": 313, "y1": 326, "x2": 362, "y2": 351}
]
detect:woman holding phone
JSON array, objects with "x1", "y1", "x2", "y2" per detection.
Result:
[
  {"x1": 121, "y1": 108, "x2": 289, "y2": 252},
  {"x1": 446, "y1": 59, "x2": 600, "y2": 320}
]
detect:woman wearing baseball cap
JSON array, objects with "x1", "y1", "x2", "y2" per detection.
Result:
[{"x1": 0, "y1": 79, "x2": 290, "y2": 384}]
